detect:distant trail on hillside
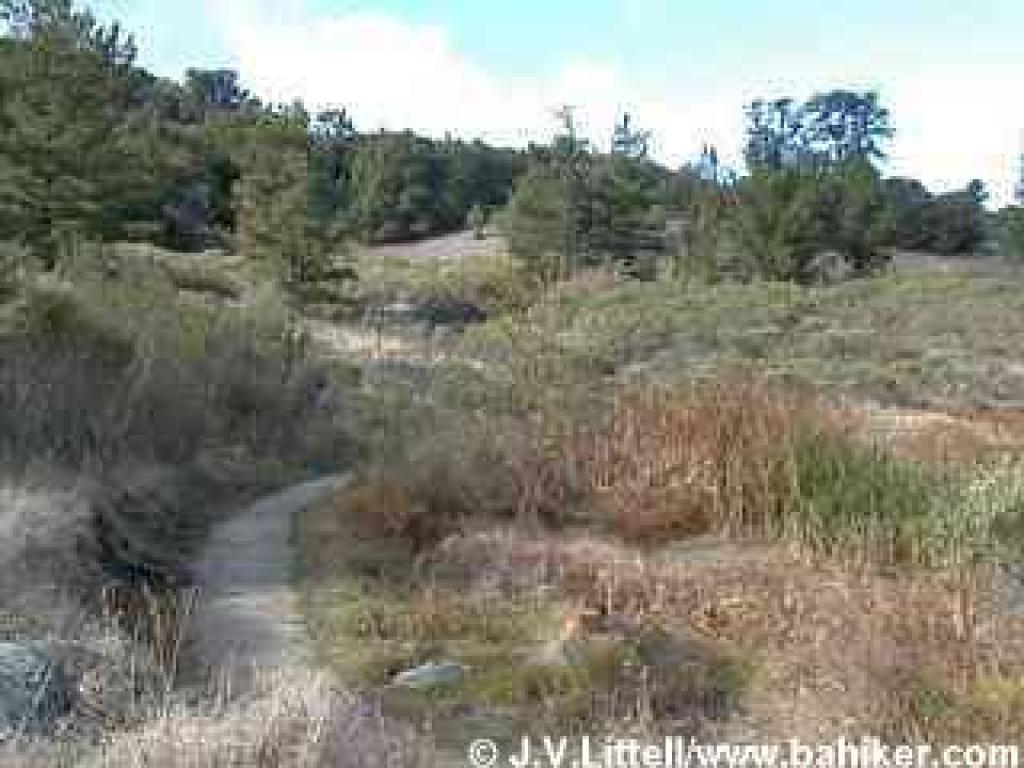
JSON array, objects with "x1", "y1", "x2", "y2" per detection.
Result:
[{"x1": 186, "y1": 476, "x2": 348, "y2": 678}]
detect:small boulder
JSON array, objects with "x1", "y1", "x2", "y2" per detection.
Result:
[
  {"x1": 392, "y1": 661, "x2": 466, "y2": 690},
  {"x1": 0, "y1": 643, "x2": 71, "y2": 740}
]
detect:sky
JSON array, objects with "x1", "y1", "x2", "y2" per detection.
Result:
[{"x1": 91, "y1": 0, "x2": 1024, "y2": 206}]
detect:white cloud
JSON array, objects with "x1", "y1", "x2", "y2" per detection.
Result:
[
  {"x1": 886, "y1": 76, "x2": 1024, "y2": 206},
  {"x1": 210, "y1": 1, "x2": 1020, "y2": 206},
  {"x1": 209, "y1": 1, "x2": 740, "y2": 166}
]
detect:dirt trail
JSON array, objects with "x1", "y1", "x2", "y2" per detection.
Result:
[{"x1": 186, "y1": 475, "x2": 347, "y2": 677}]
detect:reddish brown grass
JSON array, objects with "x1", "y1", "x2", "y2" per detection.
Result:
[
  {"x1": 432, "y1": 529, "x2": 1024, "y2": 741},
  {"x1": 566, "y1": 379, "x2": 850, "y2": 542}
]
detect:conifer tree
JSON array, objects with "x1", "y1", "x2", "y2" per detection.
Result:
[
  {"x1": 232, "y1": 109, "x2": 342, "y2": 289},
  {"x1": 0, "y1": 0, "x2": 167, "y2": 266}
]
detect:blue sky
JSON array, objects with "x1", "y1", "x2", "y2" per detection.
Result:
[{"x1": 91, "y1": 0, "x2": 1024, "y2": 204}]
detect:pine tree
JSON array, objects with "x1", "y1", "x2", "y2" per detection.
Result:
[
  {"x1": 499, "y1": 161, "x2": 566, "y2": 283},
  {"x1": 0, "y1": 0, "x2": 167, "y2": 266},
  {"x1": 232, "y1": 110, "x2": 342, "y2": 289}
]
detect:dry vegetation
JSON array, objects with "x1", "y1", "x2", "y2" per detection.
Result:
[
  {"x1": 0, "y1": 246, "x2": 365, "y2": 766},
  {"x1": 7, "y1": 235, "x2": 1024, "y2": 765},
  {"x1": 354, "y1": 238, "x2": 537, "y2": 317},
  {"x1": 298, "y1": 268, "x2": 1024, "y2": 753},
  {"x1": 1, "y1": 669, "x2": 431, "y2": 768}
]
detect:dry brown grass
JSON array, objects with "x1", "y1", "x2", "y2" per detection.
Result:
[
  {"x1": 565, "y1": 379, "x2": 848, "y2": 542},
  {"x1": 431, "y1": 529, "x2": 1024, "y2": 743},
  {"x1": 2, "y1": 669, "x2": 432, "y2": 768},
  {"x1": 96, "y1": 671, "x2": 430, "y2": 768},
  {"x1": 328, "y1": 469, "x2": 468, "y2": 555}
]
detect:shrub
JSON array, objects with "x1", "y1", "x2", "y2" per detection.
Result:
[
  {"x1": 999, "y1": 207, "x2": 1024, "y2": 265},
  {"x1": 357, "y1": 248, "x2": 537, "y2": 317},
  {"x1": 729, "y1": 170, "x2": 824, "y2": 282},
  {"x1": 2, "y1": 669, "x2": 431, "y2": 768},
  {"x1": 497, "y1": 163, "x2": 567, "y2": 283},
  {"x1": 0, "y1": 276, "x2": 352, "y2": 470},
  {"x1": 728, "y1": 162, "x2": 889, "y2": 283}
]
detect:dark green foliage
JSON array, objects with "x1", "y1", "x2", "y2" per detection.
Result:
[
  {"x1": 0, "y1": 0, "x2": 175, "y2": 266},
  {"x1": 729, "y1": 93, "x2": 896, "y2": 281},
  {"x1": 183, "y1": 68, "x2": 257, "y2": 119},
  {"x1": 921, "y1": 181, "x2": 988, "y2": 255},
  {"x1": 744, "y1": 98, "x2": 806, "y2": 171},
  {"x1": 744, "y1": 90, "x2": 892, "y2": 172},
  {"x1": 231, "y1": 108, "x2": 345, "y2": 288},
  {"x1": 499, "y1": 110, "x2": 663, "y2": 282},
  {"x1": 611, "y1": 112, "x2": 651, "y2": 160},
  {"x1": 999, "y1": 206, "x2": 1024, "y2": 264},
  {"x1": 499, "y1": 162, "x2": 567, "y2": 283},
  {"x1": 1, "y1": 1, "x2": 525, "y2": 268},
  {"x1": 879, "y1": 177, "x2": 935, "y2": 250},
  {"x1": 730, "y1": 169, "x2": 824, "y2": 282},
  {"x1": 585, "y1": 154, "x2": 662, "y2": 275},
  {"x1": 348, "y1": 132, "x2": 525, "y2": 244},
  {"x1": 878, "y1": 178, "x2": 989, "y2": 255},
  {"x1": 802, "y1": 90, "x2": 893, "y2": 164},
  {"x1": 741, "y1": 90, "x2": 988, "y2": 259},
  {"x1": 0, "y1": 0, "x2": 1001, "y2": 292},
  {"x1": 727, "y1": 159, "x2": 888, "y2": 282},
  {"x1": 349, "y1": 132, "x2": 443, "y2": 243},
  {"x1": 817, "y1": 159, "x2": 889, "y2": 271},
  {"x1": 673, "y1": 182, "x2": 728, "y2": 282}
]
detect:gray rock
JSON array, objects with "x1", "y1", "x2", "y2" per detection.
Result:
[
  {"x1": 0, "y1": 643, "x2": 71, "y2": 740},
  {"x1": 392, "y1": 661, "x2": 466, "y2": 690}
]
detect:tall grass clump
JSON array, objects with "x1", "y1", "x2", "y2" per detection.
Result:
[
  {"x1": 566, "y1": 378, "x2": 1024, "y2": 567},
  {"x1": 567, "y1": 378, "x2": 813, "y2": 541},
  {"x1": 1, "y1": 669, "x2": 431, "y2": 768},
  {"x1": 788, "y1": 434, "x2": 941, "y2": 564}
]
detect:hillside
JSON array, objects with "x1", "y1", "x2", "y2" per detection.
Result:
[{"x1": 3, "y1": 0, "x2": 1024, "y2": 765}]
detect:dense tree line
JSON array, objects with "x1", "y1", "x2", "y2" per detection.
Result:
[
  {"x1": 0, "y1": 0, "x2": 526, "y2": 286},
  {"x1": 677, "y1": 91, "x2": 993, "y2": 282},
  {"x1": 0, "y1": 0, "x2": 1012, "y2": 294},
  {"x1": 347, "y1": 131, "x2": 525, "y2": 244}
]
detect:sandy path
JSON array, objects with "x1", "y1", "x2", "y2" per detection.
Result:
[{"x1": 187, "y1": 476, "x2": 347, "y2": 676}]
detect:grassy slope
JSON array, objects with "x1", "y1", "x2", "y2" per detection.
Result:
[
  {"x1": 463, "y1": 273, "x2": 1024, "y2": 408},
  {"x1": 300, "y1": 268, "x2": 1024, "y2": 749}
]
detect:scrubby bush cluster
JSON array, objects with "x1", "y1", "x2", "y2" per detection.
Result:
[{"x1": 0, "y1": 270, "x2": 352, "y2": 470}]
